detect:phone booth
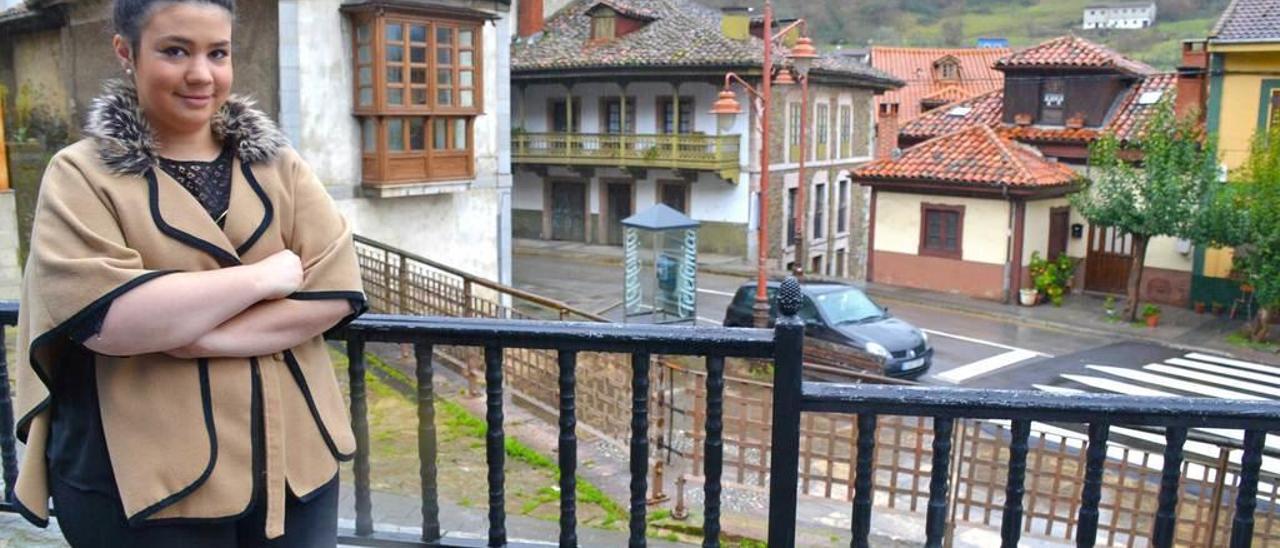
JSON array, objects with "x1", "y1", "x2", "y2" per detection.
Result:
[{"x1": 621, "y1": 204, "x2": 700, "y2": 325}]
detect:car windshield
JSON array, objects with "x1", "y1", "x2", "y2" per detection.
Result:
[{"x1": 813, "y1": 289, "x2": 884, "y2": 324}]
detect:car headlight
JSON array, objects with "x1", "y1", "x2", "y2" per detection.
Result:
[{"x1": 865, "y1": 342, "x2": 891, "y2": 358}]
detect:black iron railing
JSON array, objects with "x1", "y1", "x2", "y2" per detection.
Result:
[{"x1": 1, "y1": 277, "x2": 1280, "y2": 546}]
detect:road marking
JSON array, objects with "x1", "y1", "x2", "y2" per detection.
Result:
[
  {"x1": 1144, "y1": 363, "x2": 1280, "y2": 398},
  {"x1": 921, "y1": 328, "x2": 1050, "y2": 356},
  {"x1": 1165, "y1": 357, "x2": 1280, "y2": 386},
  {"x1": 1085, "y1": 365, "x2": 1268, "y2": 400},
  {"x1": 697, "y1": 316, "x2": 724, "y2": 326},
  {"x1": 935, "y1": 349, "x2": 1041, "y2": 384},
  {"x1": 1184, "y1": 352, "x2": 1280, "y2": 377},
  {"x1": 697, "y1": 288, "x2": 736, "y2": 297},
  {"x1": 1033, "y1": 384, "x2": 1085, "y2": 394}
]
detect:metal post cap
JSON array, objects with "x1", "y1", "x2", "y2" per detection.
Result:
[{"x1": 778, "y1": 277, "x2": 802, "y2": 316}]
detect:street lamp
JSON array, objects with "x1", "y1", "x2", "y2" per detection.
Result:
[{"x1": 709, "y1": 3, "x2": 818, "y2": 327}]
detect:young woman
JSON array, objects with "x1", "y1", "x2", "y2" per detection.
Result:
[{"x1": 13, "y1": 0, "x2": 366, "y2": 545}]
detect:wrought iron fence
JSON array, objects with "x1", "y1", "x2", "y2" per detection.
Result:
[{"x1": 512, "y1": 132, "x2": 740, "y2": 174}]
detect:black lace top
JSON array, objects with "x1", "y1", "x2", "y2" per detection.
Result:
[{"x1": 158, "y1": 144, "x2": 234, "y2": 225}]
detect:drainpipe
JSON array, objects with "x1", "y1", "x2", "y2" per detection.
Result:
[{"x1": 1002, "y1": 184, "x2": 1014, "y2": 304}]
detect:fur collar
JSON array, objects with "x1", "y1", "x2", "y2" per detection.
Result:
[{"x1": 84, "y1": 79, "x2": 287, "y2": 176}]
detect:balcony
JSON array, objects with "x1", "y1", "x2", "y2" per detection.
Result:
[{"x1": 512, "y1": 132, "x2": 741, "y2": 181}]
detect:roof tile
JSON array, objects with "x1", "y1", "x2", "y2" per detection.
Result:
[
  {"x1": 994, "y1": 35, "x2": 1156, "y2": 75},
  {"x1": 852, "y1": 125, "x2": 1078, "y2": 188},
  {"x1": 1210, "y1": 0, "x2": 1280, "y2": 43},
  {"x1": 870, "y1": 46, "x2": 1009, "y2": 122}
]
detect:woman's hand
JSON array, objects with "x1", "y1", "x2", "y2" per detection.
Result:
[{"x1": 252, "y1": 249, "x2": 304, "y2": 300}]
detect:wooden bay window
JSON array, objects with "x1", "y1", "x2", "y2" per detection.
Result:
[{"x1": 345, "y1": 4, "x2": 483, "y2": 186}]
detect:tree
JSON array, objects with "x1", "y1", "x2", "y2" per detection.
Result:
[
  {"x1": 1198, "y1": 124, "x2": 1280, "y2": 342},
  {"x1": 1071, "y1": 100, "x2": 1219, "y2": 322}
]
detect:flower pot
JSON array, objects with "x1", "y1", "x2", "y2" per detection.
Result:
[
  {"x1": 1195, "y1": 302, "x2": 1206, "y2": 314},
  {"x1": 1146, "y1": 315, "x2": 1160, "y2": 328},
  {"x1": 1019, "y1": 288, "x2": 1039, "y2": 306}
]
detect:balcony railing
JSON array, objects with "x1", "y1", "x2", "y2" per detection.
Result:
[
  {"x1": 512, "y1": 132, "x2": 740, "y2": 180},
  {"x1": 2, "y1": 275, "x2": 1280, "y2": 546}
]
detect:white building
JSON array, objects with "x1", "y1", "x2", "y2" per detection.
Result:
[
  {"x1": 1083, "y1": 2, "x2": 1157, "y2": 30},
  {"x1": 509, "y1": 0, "x2": 901, "y2": 278}
]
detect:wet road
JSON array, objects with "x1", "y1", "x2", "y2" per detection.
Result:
[{"x1": 513, "y1": 253, "x2": 1117, "y2": 388}]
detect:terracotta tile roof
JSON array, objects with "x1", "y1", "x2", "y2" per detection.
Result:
[
  {"x1": 512, "y1": 0, "x2": 901, "y2": 87},
  {"x1": 899, "y1": 89, "x2": 1004, "y2": 141},
  {"x1": 919, "y1": 84, "x2": 971, "y2": 106},
  {"x1": 853, "y1": 125, "x2": 1078, "y2": 188},
  {"x1": 590, "y1": 0, "x2": 660, "y2": 20},
  {"x1": 870, "y1": 46, "x2": 1009, "y2": 122},
  {"x1": 899, "y1": 73, "x2": 1176, "y2": 145},
  {"x1": 994, "y1": 35, "x2": 1156, "y2": 75},
  {"x1": 1210, "y1": 0, "x2": 1280, "y2": 43}
]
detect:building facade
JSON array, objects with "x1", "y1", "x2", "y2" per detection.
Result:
[
  {"x1": 509, "y1": 0, "x2": 900, "y2": 279},
  {"x1": 1192, "y1": 0, "x2": 1280, "y2": 306},
  {"x1": 1082, "y1": 2, "x2": 1157, "y2": 30},
  {"x1": 1, "y1": 0, "x2": 514, "y2": 284}
]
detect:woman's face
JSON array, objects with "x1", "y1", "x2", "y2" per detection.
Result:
[{"x1": 114, "y1": 2, "x2": 234, "y2": 139}]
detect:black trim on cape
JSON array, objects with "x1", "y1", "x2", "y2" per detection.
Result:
[
  {"x1": 236, "y1": 161, "x2": 274, "y2": 257},
  {"x1": 281, "y1": 350, "x2": 356, "y2": 462},
  {"x1": 288, "y1": 291, "x2": 369, "y2": 332},
  {"x1": 146, "y1": 169, "x2": 242, "y2": 268},
  {"x1": 126, "y1": 359, "x2": 218, "y2": 525}
]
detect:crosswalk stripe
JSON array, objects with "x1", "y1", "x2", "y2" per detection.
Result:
[
  {"x1": 936, "y1": 349, "x2": 1040, "y2": 384},
  {"x1": 1165, "y1": 357, "x2": 1280, "y2": 387},
  {"x1": 1060, "y1": 373, "x2": 1280, "y2": 451},
  {"x1": 1144, "y1": 363, "x2": 1280, "y2": 398},
  {"x1": 1085, "y1": 365, "x2": 1268, "y2": 401},
  {"x1": 1185, "y1": 352, "x2": 1280, "y2": 376},
  {"x1": 1033, "y1": 384, "x2": 1084, "y2": 394}
]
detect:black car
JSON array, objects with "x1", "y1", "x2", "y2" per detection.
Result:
[{"x1": 723, "y1": 280, "x2": 932, "y2": 378}]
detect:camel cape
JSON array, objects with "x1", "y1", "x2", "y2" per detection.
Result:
[{"x1": 15, "y1": 80, "x2": 366, "y2": 538}]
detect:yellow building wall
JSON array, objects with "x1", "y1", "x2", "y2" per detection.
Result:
[
  {"x1": 1214, "y1": 51, "x2": 1280, "y2": 169},
  {"x1": 875, "y1": 192, "x2": 1010, "y2": 265}
]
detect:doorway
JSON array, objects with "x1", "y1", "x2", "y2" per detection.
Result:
[
  {"x1": 549, "y1": 180, "x2": 587, "y2": 242},
  {"x1": 1084, "y1": 224, "x2": 1132, "y2": 294},
  {"x1": 603, "y1": 181, "x2": 633, "y2": 245}
]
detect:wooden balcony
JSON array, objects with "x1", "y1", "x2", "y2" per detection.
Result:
[{"x1": 512, "y1": 132, "x2": 740, "y2": 181}]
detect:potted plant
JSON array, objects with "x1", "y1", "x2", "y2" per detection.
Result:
[
  {"x1": 1194, "y1": 301, "x2": 1206, "y2": 314},
  {"x1": 1019, "y1": 287, "x2": 1039, "y2": 306},
  {"x1": 1143, "y1": 304, "x2": 1162, "y2": 328},
  {"x1": 1212, "y1": 301, "x2": 1225, "y2": 315},
  {"x1": 1103, "y1": 295, "x2": 1117, "y2": 317}
]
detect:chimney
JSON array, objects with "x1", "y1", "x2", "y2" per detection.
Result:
[
  {"x1": 1175, "y1": 40, "x2": 1208, "y2": 123},
  {"x1": 875, "y1": 102, "x2": 900, "y2": 161},
  {"x1": 518, "y1": 0, "x2": 546, "y2": 38},
  {"x1": 721, "y1": 7, "x2": 749, "y2": 41}
]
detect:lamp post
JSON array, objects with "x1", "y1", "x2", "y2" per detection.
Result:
[{"x1": 709, "y1": 4, "x2": 817, "y2": 327}]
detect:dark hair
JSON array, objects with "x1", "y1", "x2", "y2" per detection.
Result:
[{"x1": 113, "y1": 0, "x2": 236, "y2": 52}]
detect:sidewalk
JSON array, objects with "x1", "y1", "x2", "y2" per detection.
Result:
[{"x1": 514, "y1": 238, "x2": 1278, "y2": 365}]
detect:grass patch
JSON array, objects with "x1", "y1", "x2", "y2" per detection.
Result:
[{"x1": 1227, "y1": 332, "x2": 1279, "y2": 353}]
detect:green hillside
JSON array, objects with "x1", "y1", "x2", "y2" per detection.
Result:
[{"x1": 696, "y1": 0, "x2": 1229, "y2": 70}]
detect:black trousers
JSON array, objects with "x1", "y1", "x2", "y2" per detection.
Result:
[{"x1": 50, "y1": 474, "x2": 339, "y2": 548}]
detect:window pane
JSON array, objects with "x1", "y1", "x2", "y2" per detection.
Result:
[
  {"x1": 410, "y1": 24, "x2": 427, "y2": 43},
  {"x1": 387, "y1": 45, "x2": 403, "y2": 63},
  {"x1": 387, "y1": 87, "x2": 403, "y2": 105},
  {"x1": 359, "y1": 87, "x2": 373, "y2": 106},
  {"x1": 459, "y1": 29, "x2": 473, "y2": 46},
  {"x1": 460, "y1": 51, "x2": 473, "y2": 67},
  {"x1": 357, "y1": 23, "x2": 371, "y2": 44},
  {"x1": 411, "y1": 68, "x2": 427, "y2": 84},
  {"x1": 412, "y1": 88, "x2": 427, "y2": 105},
  {"x1": 387, "y1": 67, "x2": 402, "y2": 83},
  {"x1": 362, "y1": 118, "x2": 375, "y2": 152},
  {"x1": 460, "y1": 90, "x2": 473, "y2": 107},
  {"x1": 387, "y1": 119, "x2": 404, "y2": 151},
  {"x1": 385, "y1": 23, "x2": 403, "y2": 42},
  {"x1": 437, "y1": 48, "x2": 452, "y2": 65},
  {"x1": 459, "y1": 70, "x2": 473, "y2": 87},
  {"x1": 437, "y1": 27, "x2": 453, "y2": 45},
  {"x1": 438, "y1": 89, "x2": 452, "y2": 106},
  {"x1": 409, "y1": 118, "x2": 425, "y2": 150},
  {"x1": 358, "y1": 66, "x2": 372, "y2": 86},
  {"x1": 437, "y1": 68, "x2": 452, "y2": 86},
  {"x1": 358, "y1": 45, "x2": 371, "y2": 64},
  {"x1": 411, "y1": 47, "x2": 426, "y2": 64},
  {"x1": 433, "y1": 118, "x2": 447, "y2": 149},
  {"x1": 454, "y1": 118, "x2": 467, "y2": 149}
]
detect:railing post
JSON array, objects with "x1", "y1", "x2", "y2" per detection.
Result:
[
  {"x1": 1230, "y1": 429, "x2": 1267, "y2": 548},
  {"x1": 415, "y1": 343, "x2": 441, "y2": 543},
  {"x1": 347, "y1": 336, "x2": 374, "y2": 537},
  {"x1": 767, "y1": 277, "x2": 806, "y2": 548},
  {"x1": 0, "y1": 324, "x2": 16, "y2": 503},
  {"x1": 463, "y1": 279, "x2": 474, "y2": 318}
]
